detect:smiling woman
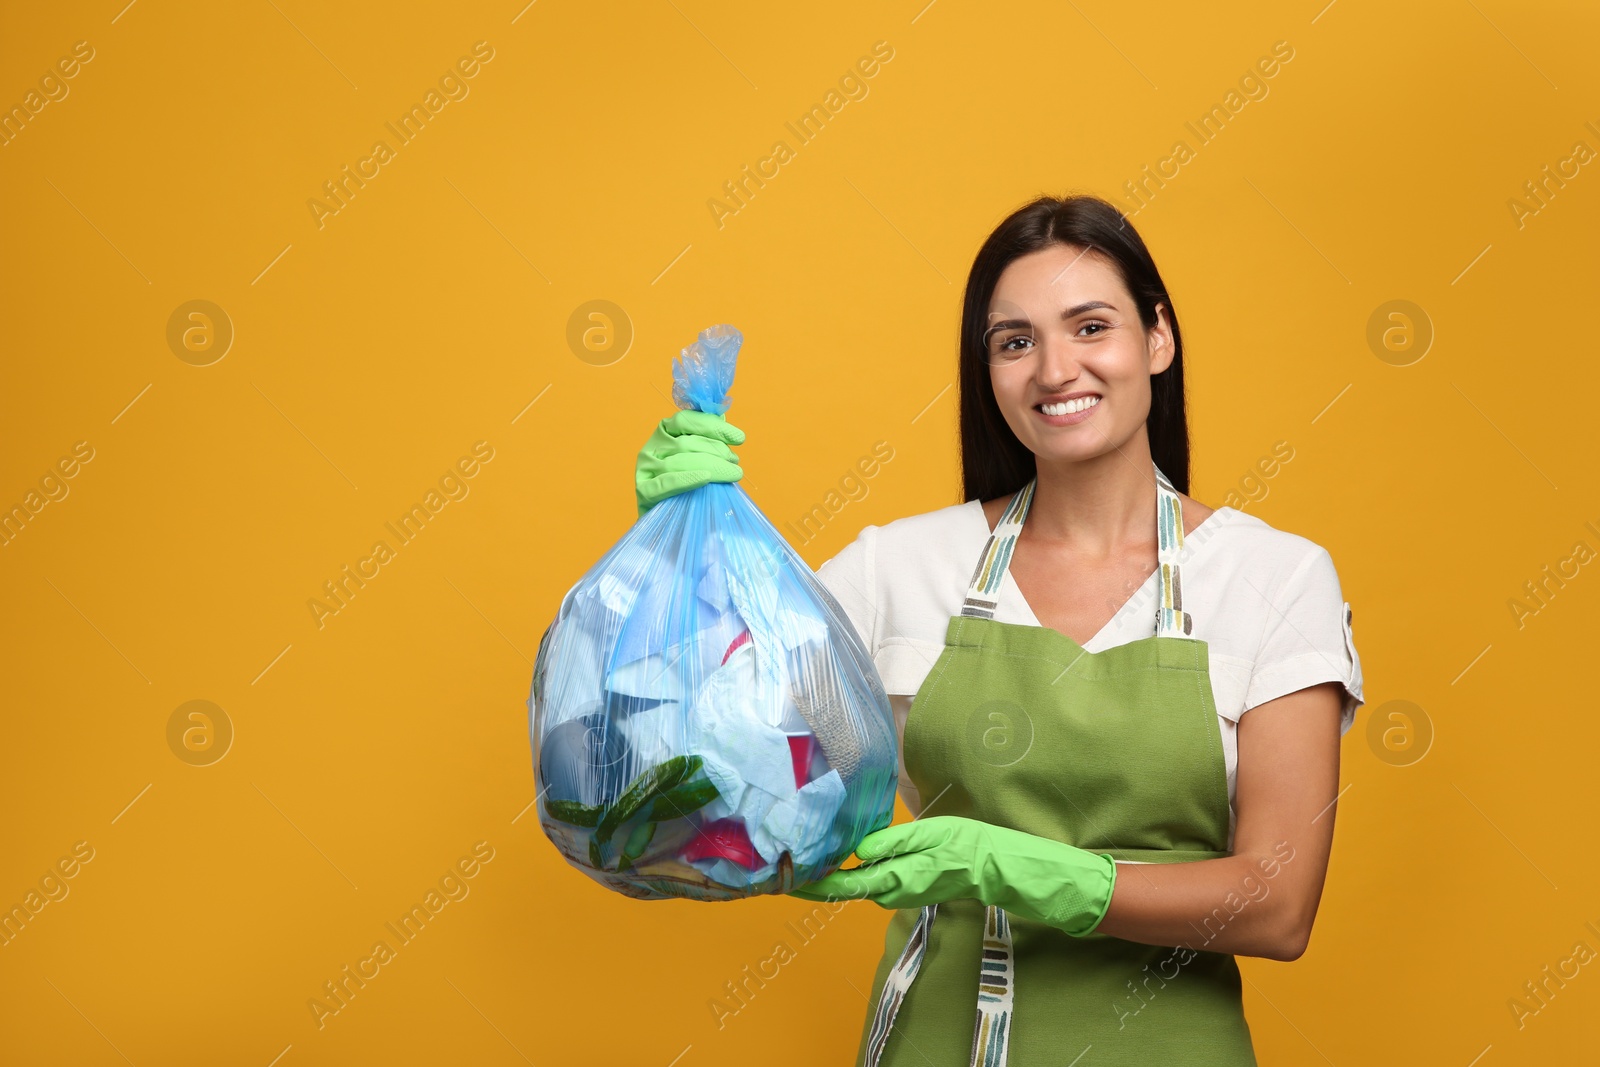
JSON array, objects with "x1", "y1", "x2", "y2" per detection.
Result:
[{"x1": 798, "y1": 195, "x2": 1363, "y2": 1067}]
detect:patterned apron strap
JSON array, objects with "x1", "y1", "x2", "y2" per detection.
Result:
[
  {"x1": 862, "y1": 905, "x2": 939, "y2": 1067},
  {"x1": 970, "y1": 905, "x2": 1015, "y2": 1067},
  {"x1": 960, "y1": 479, "x2": 1034, "y2": 620},
  {"x1": 1153, "y1": 463, "x2": 1193, "y2": 638}
]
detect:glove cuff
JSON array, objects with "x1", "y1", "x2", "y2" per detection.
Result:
[{"x1": 1044, "y1": 851, "x2": 1117, "y2": 937}]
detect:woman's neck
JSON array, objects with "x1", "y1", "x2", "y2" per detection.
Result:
[{"x1": 1025, "y1": 446, "x2": 1159, "y2": 558}]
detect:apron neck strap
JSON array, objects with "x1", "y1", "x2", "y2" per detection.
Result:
[{"x1": 962, "y1": 459, "x2": 1194, "y2": 638}]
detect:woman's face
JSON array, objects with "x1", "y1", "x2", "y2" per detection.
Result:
[{"x1": 985, "y1": 244, "x2": 1173, "y2": 466}]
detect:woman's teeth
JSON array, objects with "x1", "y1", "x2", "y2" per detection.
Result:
[{"x1": 1039, "y1": 396, "x2": 1100, "y2": 415}]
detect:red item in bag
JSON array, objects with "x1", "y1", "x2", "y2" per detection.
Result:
[
  {"x1": 721, "y1": 629, "x2": 751, "y2": 665},
  {"x1": 682, "y1": 818, "x2": 764, "y2": 869},
  {"x1": 786, "y1": 734, "x2": 815, "y2": 789}
]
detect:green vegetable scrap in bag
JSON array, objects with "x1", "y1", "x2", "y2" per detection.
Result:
[
  {"x1": 644, "y1": 777, "x2": 720, "y2": 822},
  {"x1": 616, "y1": 820, "x2": 657, "y2": 872},
  {"x1": 578, "y1": 754, "x2": 719, "y2": 871},
  {"x1": 546, "y1": 799, "x2": 605, "y2": 827},
  {"x1": 594, "y1": 754, "x2": 705, "y2": 846}
]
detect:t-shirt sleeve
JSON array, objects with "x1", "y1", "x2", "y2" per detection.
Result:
[
  {"x1": 814, "y1": 525, "x2": 879, "y2": 658},
  {"x1": 1243, "y1": 545, "x2": 1366, "y2": 736}
]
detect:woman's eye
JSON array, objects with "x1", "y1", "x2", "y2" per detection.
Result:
[
  {"x1": 1002, "y1": 335, "x2": 1032, "y2": 350},
  {"x1": 1079, "y1": 322, "x2": 1109, "y2": 336}
]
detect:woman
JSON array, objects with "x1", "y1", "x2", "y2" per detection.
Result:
[{"x1": 634, "y1": 195, "x2": 1364, "y2": 1066}]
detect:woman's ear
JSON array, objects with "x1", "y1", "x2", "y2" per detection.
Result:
[{"x1": 1147, "y1": 303, "x2": 1176, "y2": 374}]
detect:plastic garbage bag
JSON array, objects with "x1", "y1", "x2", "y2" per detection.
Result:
[{"x1": 529, "y1": 324, "x2": 898, "y2": 902}]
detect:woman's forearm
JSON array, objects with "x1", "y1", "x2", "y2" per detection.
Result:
[{"x1": 1088, "y1": 841, "x2": 1309, "y2": 961}]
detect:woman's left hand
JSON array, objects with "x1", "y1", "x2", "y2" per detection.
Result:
[{"x1": 789, "y1": 815, "x2": 1118, "y2": 937}]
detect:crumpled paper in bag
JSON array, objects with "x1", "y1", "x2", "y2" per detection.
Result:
[{"x1": 681, "y1": 640, "x2": 848, "y2": 887}]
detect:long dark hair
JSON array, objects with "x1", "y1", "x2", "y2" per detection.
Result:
[{"x1": 958, "y1": 195, "x2": 1190, "y2": 503}]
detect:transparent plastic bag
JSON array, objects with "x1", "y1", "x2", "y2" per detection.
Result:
[{"x1": 529, "y1": 324, "x2": 897, "y2": 901}]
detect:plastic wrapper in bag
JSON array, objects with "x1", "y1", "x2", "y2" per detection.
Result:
[{"x1": 528, "y1": 324, "x2": 897, "y2": 901}]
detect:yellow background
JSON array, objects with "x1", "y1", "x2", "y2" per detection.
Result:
[{"x1": 3, "y1": 0, "x2": 1598, "y2": 1063}]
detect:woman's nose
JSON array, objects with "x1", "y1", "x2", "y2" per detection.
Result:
[{"x1": 1035, "y1": 330, "x2": 1079, "y2": 383}]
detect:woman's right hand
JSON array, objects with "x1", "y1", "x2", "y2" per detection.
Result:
[{"x1": 635, "y1": 409, "x2": 747, "y2": 518}]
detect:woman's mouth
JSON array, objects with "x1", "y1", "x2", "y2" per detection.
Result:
[{"x1": 1033, "y1": 395, "x2": 1101, "y2": 425}]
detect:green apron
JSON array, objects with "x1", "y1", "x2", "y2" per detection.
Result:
[{"x1": 854, "y1": 461, "x2": 1256, "y2": 1067}]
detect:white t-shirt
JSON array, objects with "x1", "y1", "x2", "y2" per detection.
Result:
[{"x1": 814, "y1": 499, "x2": 1365, "y2": 849}]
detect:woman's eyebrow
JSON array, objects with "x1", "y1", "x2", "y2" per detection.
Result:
[{"x1": 986, "y1": 300, "x2": 1120, "y2": 330}]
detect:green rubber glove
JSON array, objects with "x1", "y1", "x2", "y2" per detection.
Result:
[
  {"x1": 635, "y1": 409, "x2": 747, "y2": 518},
  {"x1": 789, "y1": 815, "x2": 1117, "y2": 937}
]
